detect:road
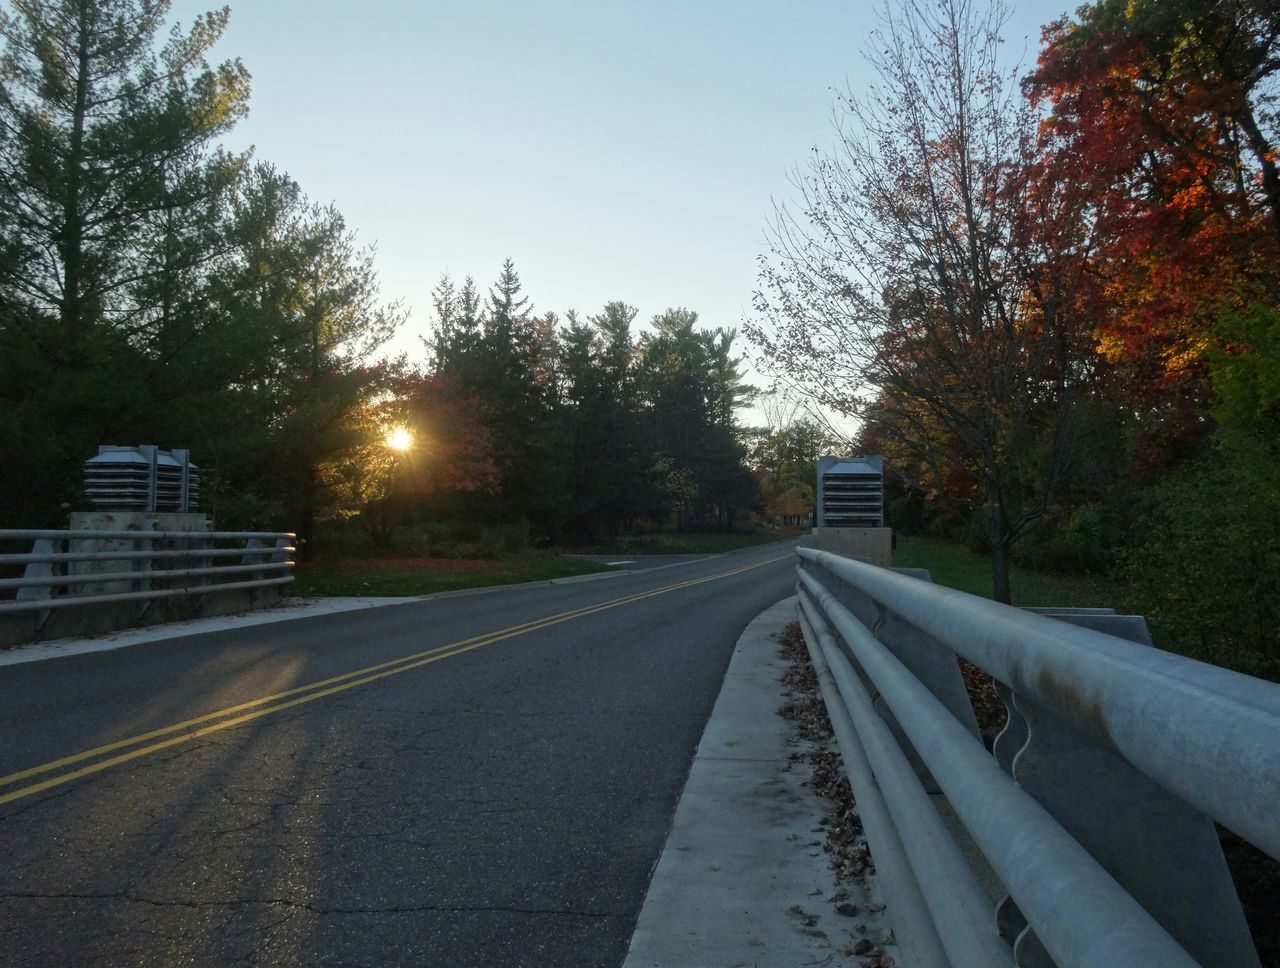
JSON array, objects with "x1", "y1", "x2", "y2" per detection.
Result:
[{"x1": 0, "y1": 540, "x2": 798, "y2": 967}]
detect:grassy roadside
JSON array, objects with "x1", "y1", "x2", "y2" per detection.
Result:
[
  {"x1": 892, "y1": 533, "x2": 1123, "y2": 608},
  {"x1": 565, "y1": 529, "x2": 805, "y2": 556},
  {"x1": 289, "y1": 528, "x2": 804, "y2": 598},
  {"x1": 290, "y1": 554, "x2": 615, "y2": 597}
]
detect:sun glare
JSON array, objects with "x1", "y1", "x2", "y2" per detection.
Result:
[{"x1": 386, "y1": 427, "x2": 412, "y2": 451}]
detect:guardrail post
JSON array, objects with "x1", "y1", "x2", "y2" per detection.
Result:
[
  {"x1": 15, "y1": 539, "x2": 55, "y2": 603},
  {"x1": 241, "y1": 537, "x2": 267, "y2": 567},
  {"x1": 992, "y1": 681, "x2": 1025, "y2": 774},
  {"x1": 270, "y1": 537, "x2": 290, "y2": 602},
  {"x1": 872, "y1": 568, "x2": 984, "y2": 793},
  {"x1": 133, "y1": 523, "x2": 158, "y2": 619},
  {"x1": 817, "y1": 555, "x2": 880, "y2": 628},
  {"x1": 999, "y1": 612, "x2": 1261, "y2": 968},
  {"x1": 191, "y1": 530, "x2": 211, "y2": 595},
  {"x1": 993, "y1": 609, "x2": 1122, "y2": 961},
  {"x1": 16, "y1": 538, "x2": 55, "y2": 634},
  {"x1": 992, "y1": 610, "x2": 1122, "y2": 773},
  {"x1": 242, "y1": 537, "x2": 267, "y2": 607},
  {"x1": 799, "y1": 556, "x2": 881, "y2": 699}
]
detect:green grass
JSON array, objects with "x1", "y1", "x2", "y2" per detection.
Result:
[
  {"x1": 565, "y1": 529, "x2": 805, "y2": 556},
  {"x1": 893, "y1": 533, "x2": 1123, "y2": 608},
  {"x1": 290, "y1": 554, "x2": 615, "y2": 597}
]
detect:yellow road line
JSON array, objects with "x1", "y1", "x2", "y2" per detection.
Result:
[
  {"x1": 0, "y1": 553, "x2": 791, "y2": 806},
  {"x1": 1, "y1": 554, "x2": 781, "y2": 789}
]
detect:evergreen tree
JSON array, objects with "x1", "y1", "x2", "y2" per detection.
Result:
[
  {"x1": 486, "y1": 257, "x2": 531, "y2": 324},
  {"x1": 0, "y1": 0, "x2": 248, "y2": 524},
  {"x1": 556, "y1": 301, "x2": 655, "y2": 539},
  {"x1": 0, "y1": 0, "x2": 249, "y2": 341},
  {"x1": 426, "y1": 272, "x2": 458, "y2": 367},
  {"x1": 205, "y1": 163, "x2": 404, "y2": 550},
  {"x1": 638, "y1": 309, "x2": 756, "y2": 531}
]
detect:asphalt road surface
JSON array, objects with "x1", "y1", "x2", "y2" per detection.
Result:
[{"x1": 0, "y1": 539, "x2": 798, "y2": 967}]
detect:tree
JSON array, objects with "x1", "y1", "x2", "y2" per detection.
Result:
[
  {"x1": 417, "y1": 255, "x2": 764, "y2": 544},
  {"x1": 431, "y1": 259, "x2": 566, "y2": 536},
  {"x1": 487, "y1": 256, "x2": 531, "y2": 323},
  {"x1": 0, "y1": 0, "x2": 249, "y2": 341},
  {"x1": 347, "y1": 372, "x2": 500, "y2": 547},
  {"x1": 748, "y1": 398, "x2": 835, "y2": 503},
  {"x1": 1028, "y1": 0, "x2": 1280, "y2": 466},
  {"x1": 764, "y1": 481, "x2": 814, "y2": 527},
  {"x1": 0, "y1": 4, "x2": 411, "y2": 544},
  {"x1": 638, "y1": 309, "x2": 757, "y2": 532},
  {"x1": 0, "y1": 0, "x2": 248, "y2": 524},
  {"x1": 204, "y1": 163, "x2": 404, "y2": 553},
  {"x1": 1034, "y1": 0, "x2": 1280, "y2": 234},
  {"x1": 556, "y1": 301, "x2": 655, "y2": 540},
  {"x1": 749, "y1": 0, "x2": 1100, "y2": 601},
  {"x1": 1118, "y1": 304, "x2": 1280, "y2": 680},
  {"x1": 424, "y1": 272, "x2": 458, "y2": 368}
]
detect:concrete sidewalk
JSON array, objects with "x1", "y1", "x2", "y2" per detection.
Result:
[
  {"x1": 624, "y1": 596, "x2": 896, "y2": 968},
  {"x1": 0, "y1": 595, "x2": 419, "y2": 667}
]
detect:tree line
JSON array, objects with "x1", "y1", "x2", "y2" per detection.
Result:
[
  {"x1": 398, "y1": 263, "x2": 758, "y2": 546},
  {"x1": 750, "y1": 0, "x2": 1279, "y2": 676},
  {"x1": 0, "y1": 0, "x2": 764, "y2": 553}
]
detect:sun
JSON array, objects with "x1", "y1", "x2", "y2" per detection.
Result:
[{"x1": 385, "y1": 427, "x2": 412, "y2": 451}]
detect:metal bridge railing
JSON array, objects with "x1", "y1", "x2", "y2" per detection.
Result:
[
  {"x1": 795, "y1": 547, "x2": 1279, "y2": 968},
  {"x1": 0, "y1": 529, "x2": 295, "y2": 627}
]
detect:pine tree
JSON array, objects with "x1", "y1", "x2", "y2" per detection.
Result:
[
  {"x1": 207, "y1": 163, "x2": 404, "y2": 551},
  {"x1": 486, "y1": 257, "x2": 531, "y2": 326},
  {"x1": 0, "y1": 0, "x2": 249, "y2": 342},
  {"x1": 0, "y1": 0, "x2": 249, "y2": 523},
  {"x1": 638, "y1": 309, "x2": 756, "y2": 531}
]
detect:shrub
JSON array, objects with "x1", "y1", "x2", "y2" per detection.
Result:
[
  {"x1": 310, "y1": 523, "x2": 375, "y2": 558},
  {"x1": 1014, "y1": 502, "x2": 1126, "y2": 575},
  {"x1": 888, "y1": 492, "x2": 926, "y2": 534},
  {"x1": 476, "y1": 520, "x2": 530, "y2": 559},
  {"x1": 1122, "y1": 452, "x2": 1280, "y2": 680}
]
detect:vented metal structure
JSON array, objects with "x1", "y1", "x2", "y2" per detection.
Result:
[
  {"x1": 84, "y1": 445, "x2": 199, "y2": 512},
  {"x1": 816, "y1": 455, "x2": 884, "y2": 527}
]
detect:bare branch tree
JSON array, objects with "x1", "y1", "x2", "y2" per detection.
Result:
[{"x1": 748, "y1": 0, "x2": 1101, "y2": 601}]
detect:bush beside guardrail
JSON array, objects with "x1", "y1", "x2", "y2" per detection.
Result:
[{"x1": 795, "y1": 547, "x2": 1279, "y2": 968}]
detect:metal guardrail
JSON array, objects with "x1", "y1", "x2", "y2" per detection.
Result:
[
  {"x1": 795, "y1": 547, "x2": 1279, "y2": 968},
  {"x1": 0, "y1": 529, "x2": 295, "y2": 625}
]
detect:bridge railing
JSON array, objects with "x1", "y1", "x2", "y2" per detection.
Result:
[
  {"x1": 795, "y1": 547, "x2": 1279, "y2": 968},
  {"x1": 0, "y1": 529, "x2": 295, "y2": 625}
]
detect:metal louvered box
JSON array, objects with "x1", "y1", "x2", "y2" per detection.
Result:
[
  {"x1": 83, "y1": 445, "x2": 199, "y2": 512},
  {"x1": 816, "y1": 455, "x2": 884, "y2": 528}
]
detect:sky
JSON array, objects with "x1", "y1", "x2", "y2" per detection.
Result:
[{"x1": 169, "y1": 0, "x2": 1074, "y2": 405}]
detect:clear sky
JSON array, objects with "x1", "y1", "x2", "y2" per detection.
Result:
[{"x1": 169, "y1": 0, "x2": 1073, "y2": 388}]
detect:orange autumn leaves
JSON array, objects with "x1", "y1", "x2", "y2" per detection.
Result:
[{"x1": 1028, "y1": 1, "x2": 1280, "y2": 416}]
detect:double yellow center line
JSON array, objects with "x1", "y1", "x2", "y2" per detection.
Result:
[{"x1": 0, "y1": 553, "x2": 790, "y2": 806}]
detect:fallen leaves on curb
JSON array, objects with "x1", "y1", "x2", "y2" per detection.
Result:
[{"x1": 778, "y1": 621, "x2": 891, "y2": 964}]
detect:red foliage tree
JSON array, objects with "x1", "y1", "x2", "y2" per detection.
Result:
[
  {"x1": 1028, "y1": 0, "x2": 1280, "y2": 463},
  {"x1": 395, "y1": 373, "x2": 500, "y2": 500}
]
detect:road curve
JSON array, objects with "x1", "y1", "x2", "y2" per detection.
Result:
[{"x1": 0, "y1": 540, "x2": 798, "y2": 967}]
